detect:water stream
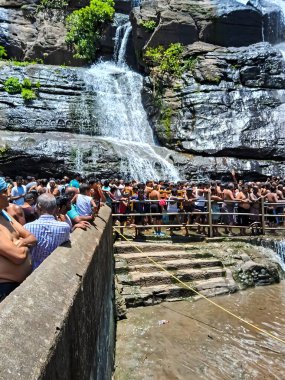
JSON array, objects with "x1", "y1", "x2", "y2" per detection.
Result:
[
  {"x1": 115, "y1": 283, "x2": 285, "y2": 379},
  {"x1": 82, "y1": 21, "x2": 180, "y2": 182},
  {"x1": 274, "y1": 240, "x2": 285, "y2": 270}
]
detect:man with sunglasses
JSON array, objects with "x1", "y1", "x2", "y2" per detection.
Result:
[{"x1": 0, "y1": 178, "x2": 37, "y2": 302}]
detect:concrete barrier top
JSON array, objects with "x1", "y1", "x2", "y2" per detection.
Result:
[{"x1": 0, "y1": 206, "x2": 112, "y2": 380}]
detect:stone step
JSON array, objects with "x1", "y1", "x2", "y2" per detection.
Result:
[
  {"x1": 122, "y1": 277, "x2": 237, "y2": 308},
  {"x1": 118, "y1": 267, "x2": 226, "y2": 287},
  {"x1": 114, "y1": 242, "x2": 214, "y2": 254},
  {"x1": 116, "y1": 258, "x2": 223, "y2": 274},
  {"x1": 115, "y1": 250, "x2": 215, "y2": 266}
]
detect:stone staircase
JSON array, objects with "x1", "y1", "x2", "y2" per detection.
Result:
[{"x1": 115, "y1": 242, "x2": 238, "y2": 308}]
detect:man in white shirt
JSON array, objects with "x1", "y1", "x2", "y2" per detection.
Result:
[{"x1": 10, "y1": 176, "x2": 26, "y2": 206}]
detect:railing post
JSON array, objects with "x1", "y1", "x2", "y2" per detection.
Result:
[
  {"x1": 208, "y1": 191, "x2": 213, "y2": 238},
  {"x1": 261, "y1": 197, "x2": 265, "y2": 235}
]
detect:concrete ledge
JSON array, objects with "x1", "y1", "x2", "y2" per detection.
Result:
[{"x1": 0, "y1": 206, "x2": 114, "y2": 380}]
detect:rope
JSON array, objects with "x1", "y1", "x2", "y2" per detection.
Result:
[{"x1": 114, "y1": 228, "x2": 285, "y2": 346}]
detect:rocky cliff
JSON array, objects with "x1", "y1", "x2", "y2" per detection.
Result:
[
  {"x1": 0, "y1": 0, "x2": 285, "y2": 180},
  {"x1": 143, "y1": 42, "x2": 285, "y2": 160}
]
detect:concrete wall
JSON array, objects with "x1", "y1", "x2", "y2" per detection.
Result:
[{"x1": 0, "y1": 206, "x2": 114, "y2": 380}]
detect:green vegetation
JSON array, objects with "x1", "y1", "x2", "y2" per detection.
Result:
[
  {"x1": 65, "y1": 0, "x2": 115, "y2": 61},
  {"x1": 34, "y1": 80, "x2": 41, "y2": 89},
  {"x1": 144, "y1": 43, "x2": 199, "y2": 79},
  {"x1": 140, "y1": 20, "x2": 157, "y2": 32},
  {"x1": 0, "y1": 145, "x2": 10, "y2": 156},
  {"x1": 21, "y1": 78, "x2": 38, "y2": 101},
  {"x1": 160, "y1": 106, "x2": 173, "y2": 139},
  {"x1": 21, "y1": 88, "x2": 37, "y2": 101},
  {"x1": 39, "y1": 0, "x2": 68, "y2": 9},
  {"x1": 6, "y1": 59, "x2": 43, "y2": 66},
  {"x1": 9, "y1": 60, "x2": 31, "y2": 67},
  {"x1": 22, "y1": 78, "x2": 32, "y2": 89},
  {"x1": 0, "y1": 45, "x2": 7, "y2": 59},
  {"x1": 3, "y1": 77, "x2": 40, "y2": 101},
  {"x1": 4, "y1": 77, "x2": 22, "y2": 94},
  {"x1": 185, "y1": 56, "x2": 198, "y2": 72},
  {"x1": 144, "y1": 44, "x2": 199, "y2": 139},
  {"x1": 144, "y1": 43, "x2": 185, "y2": 78}
]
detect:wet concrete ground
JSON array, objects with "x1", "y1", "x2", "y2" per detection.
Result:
[{"x1": 114, "y1": 282, "x2": 285, "y2": 380}]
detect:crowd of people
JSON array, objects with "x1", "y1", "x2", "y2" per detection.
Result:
[{"x1": 0, "y1": 172, "x2": 285, "y2": 302}]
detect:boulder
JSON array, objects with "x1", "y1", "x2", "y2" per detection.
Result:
[{"x1": 234, "y1": 260, "x2": 280, "y2": 288}]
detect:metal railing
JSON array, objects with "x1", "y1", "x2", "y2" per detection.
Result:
[{"x1": 111, "y1": 193, "x2": 285, "y2": 237}]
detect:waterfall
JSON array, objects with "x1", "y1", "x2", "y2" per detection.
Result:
[
  {"x1": 114, "y1": 21, "x2": 132, "y2": 65},
  {"x1": 75, "y1": 147, "x2": 83, "y2": 173},
  {"x1": 274, "y1": 240, "x2": 285, "y2": 270},
  {"x1": 82, "y1": 22, "x2": 180, "y2": 182}
]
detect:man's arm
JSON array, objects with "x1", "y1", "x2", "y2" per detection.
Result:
[
  {"x1": 72, "y1": 221, "x2": 91, "y2": 231},
  {"x1": 91, "y1": 198, "x2": 98, "y2": 212},
  {"x1": 11, "y1": 217, "x2": 37, "y2": 248},
  {"x1": 0, "y1": 230, "x2": 29, "y2": 265},
  {"x1": 72, "y1": 215, "x2": 94, "y2": 224}
]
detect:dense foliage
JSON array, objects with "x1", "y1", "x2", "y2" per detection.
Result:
[
  {"x1": 4, "y1": 77, "x2": 22, "y2": 94},
  {"x1": 65, "y1": 0, "x2": 115, "y2": 61},
  {"x1": 22, "y1": 78, "x2": 32, "y2": 89},
  {"x1": 144, "y1": 43, "x2": 198, "y2": 79},
  {"x1": 3, "y1": 77, "x2": 40, "y2": 101},
  {"x1": 140, "y1": 20, "x2": 157, "y2": 32},
  {"x1": 21, "y1": 88, "x2": 37, "y2": 101}
]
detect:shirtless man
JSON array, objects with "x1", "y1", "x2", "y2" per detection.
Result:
[
  {"x1": 0, "y1": 178, "x2": 37, "y2": 301},
  {"x1": 265, "y1": 187, "x2": 279, "y2": 228},
  {"x1": 221, "y1": 183, "x2": 236, "y2": 235},
  {"x1": 236, "y1": 186, "x2": 251, "y2": 235},
  {"x1": 149, "y1": 184, "x2": 163, "y2": 236},
  {"x1": 5, "y1": 203, "x2": 26, "y2": 225}
]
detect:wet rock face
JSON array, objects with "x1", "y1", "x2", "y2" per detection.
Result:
[
  {"x1": 0, "y1": 64, "x2": 88, "y2": 134},
  {"x1": 0, "y1": 1, "x2": 80, "y2": 65},
  {"x1": 0, "y1": 0, "x2": 123, "y2": 65},
  {"x1": 0, "y1": 62, "x2": 285, "y2": 179},
  {"x1": 131, "y1": 0, "x2": 284, "y2": 63},
  {"x1": 144, "y1": 42, "x2": 285, "y2": 161}
]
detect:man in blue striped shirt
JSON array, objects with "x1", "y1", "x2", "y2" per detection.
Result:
[{"x1": 25, "y1": 193, "x2": 70, "y2": 270}]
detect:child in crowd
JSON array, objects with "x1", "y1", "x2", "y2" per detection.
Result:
[{"x1": 72, "y1": 184, "x2": 97, "y2": 217}]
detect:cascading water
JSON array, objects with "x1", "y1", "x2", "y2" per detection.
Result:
[
  {"x1": 75, "y1": 147, "x2": 84, "y2": 173},
  {"x1": 269, "y1": 0, "x2": 285, "y2": 56},
  {"x1": 113, "y1": 21, "x2": 132, "y2": 64},
  {"x1": 83, "y1": 22, "x2": 180, "y2": 182},
  {"x1": 274, "y1": 240, "x2": 285, "y2": 270}
]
